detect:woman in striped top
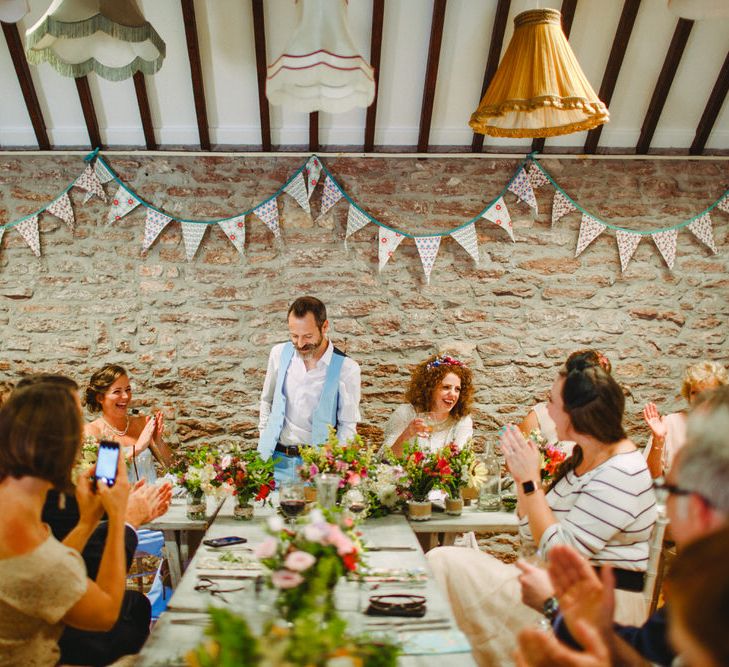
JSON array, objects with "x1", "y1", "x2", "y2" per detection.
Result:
[{"x1": 427, "y1": 360, "x2": 656, "y2": 667}]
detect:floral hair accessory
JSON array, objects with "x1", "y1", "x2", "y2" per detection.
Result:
[{"x1": 426, "y1": 355, "x2": 465, "y2": 370}]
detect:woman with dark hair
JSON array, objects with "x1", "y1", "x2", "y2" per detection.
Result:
[
  {"x1": 0, "y1": 378, "x2": 129, "y2": 666},
  {"x1": 427, "y1": 361, "x2": 656, "y2": 667},
  {"x1": 84, "y1": 364, "x2": 172, "y2": 483},
  {"x1": 381, "y1": 354, "x2": 474, "y2": 458}
]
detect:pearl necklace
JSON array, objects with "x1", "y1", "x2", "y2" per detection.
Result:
[{"x1": 101, "y1": 415, "x2": 130, "y2": 437}]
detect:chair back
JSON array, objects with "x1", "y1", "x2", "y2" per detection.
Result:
[{"x1": 643, "y1": 515, "x2": 669, "y2": 610}]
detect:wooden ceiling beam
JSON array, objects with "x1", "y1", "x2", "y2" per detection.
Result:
[
  {"x1": 363, "y1": 0, "x2": 384, "y2": 153},
  {"x1": 1, "y1": 21, "x2": 50, "y2": 150},
  {"x1": 181, "y1": 0, "x2": 211, "y2": 150},
  {"x1": 471, "y1": 0, "x2": 511, "y2": 153},
  {"x1": 690, "y1": 48, "x2": 729, "y2": 155},
  {"x1": 75, "y1": 76, "x2": 102, "y2": 150},
  {"x1": 309, "y1": 112, "x2": 319, "y2": 152},
  {"x1": 133, "y1": 72, "x2": 156, "y2": 150},
  {"x1": 636, "y1": 18, "x2": 693, "y2": 154},
  {"x1": 532, "y1": 0, "x2": 578, "y2": 154},
  {"x1": 417, "y1": 0, "x2": 447, "y2": 153},
  {"x1": 584, "y1": 0, "x2": 641, "y2": 154},
  {"x1": 251, "y1": 0, "x2": 271, "y2": 151}
]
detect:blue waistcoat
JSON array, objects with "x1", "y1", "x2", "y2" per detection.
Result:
[{"x1": 257, "y1": 342, "x2": 346, "y2": 459}]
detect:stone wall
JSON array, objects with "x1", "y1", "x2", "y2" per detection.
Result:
[{"x1": 0, "y1": 154, "x2": 726, "y2": 451}]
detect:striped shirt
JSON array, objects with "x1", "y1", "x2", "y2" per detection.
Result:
[{"x1": 520, "y1": 450, "x2": 657, "y2": 570}]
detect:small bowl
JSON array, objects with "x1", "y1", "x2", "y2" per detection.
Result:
[{"x1": 500, "y1": 494, "x2": 517, "y2": 512}]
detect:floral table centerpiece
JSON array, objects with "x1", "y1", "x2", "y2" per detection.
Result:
[
  {"x1": 437, "y1": 442, "x2": 476, "y2": 515},
  {"x1": 169, "y1": 445, "x2": 221, "y2": 520},
  {"x1": 397, "y1": 443, "x2": 454, "y2": 521},
  {"x1": 366, "y1": 462, "x2": 409, "y2": 518},
  {"x1": 214, "y1": 448, "x2": 275, "y2": 520},
  {"x1": 527, "y1": 429, "x2": 568, "y2": 486}
]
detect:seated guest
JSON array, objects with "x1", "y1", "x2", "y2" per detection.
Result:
[
  {"x1": 85, "y1": 364, "x2": 173, "y2": 483},
  {"x1": 0, "y1": 377, "x2": 129, "y2": 666},
  {"x1": 427, "y1": 360, "x2": 656, "y2": 666},
  {"x1": 381, "y1": 354, "x2": 474, "y2": 458},
  {"x1": 642, "y1": 360, "x2": 727, "y2": 478}
]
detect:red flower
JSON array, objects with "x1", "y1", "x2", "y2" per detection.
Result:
[
  {"x1": 342, "y1": 551, "x2": 358, "y2": 572},
  {"x1": 255, "y1": 483, "x2": 271, "y2": 501},
  {"x1": 413, "y1": 451, "x2": 425, "y2": 464}
]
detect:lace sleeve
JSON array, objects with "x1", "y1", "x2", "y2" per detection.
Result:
[{"x1": 380, "y1": 404, "x2": 416, "y2": 454}]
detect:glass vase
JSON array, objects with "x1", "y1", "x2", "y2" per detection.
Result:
[
  {"x1": 478, "y1": 445, "x2": 502, "y2": 511},
  {"x1": 186, "y1": 489, "x2": 206, "y2": 521},
  {"x1": 233, "y1": 499, "x2": 254, "y2": 521}
]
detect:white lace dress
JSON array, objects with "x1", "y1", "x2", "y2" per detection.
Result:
[
  {"x1": 94, "y1": 424, "x2": 158, "y2": 484},
  {"x1": 380, "y1": 403, "x2": 473, "y2": 455}
]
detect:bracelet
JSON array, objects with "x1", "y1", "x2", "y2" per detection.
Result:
[{"x1": 368, "y1": 594, "x2": 426, "y2": 613}]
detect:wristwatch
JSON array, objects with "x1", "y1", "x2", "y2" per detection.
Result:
[
  {"x1": 543, "y1": 596, "x2": 559, "y2": 622},
  {"x1": 522, "y1": 480, "x2": 536, "y2": 495}
]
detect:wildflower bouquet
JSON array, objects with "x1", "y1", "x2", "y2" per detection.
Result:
[
  {"x1": 437, "y1": 442, "x2": 476, "y2": 499},
  {"x1": 366, "y1": 462, "x2": 409, "y2": 517},
  {"x1": 527, "y1": 429, "x2": 568, "y2": 485},
  {"x1": 169, "y1": 445, "x2": 221, "y2": 496},
  {"x1": 397, "y1": 442, "x2": 454, "y2": 502},
  {"x1": 214, "y1": 448, "x2": 275, "y2": 506}
]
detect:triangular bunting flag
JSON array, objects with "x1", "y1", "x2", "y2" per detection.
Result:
[
  {"x1": 450, "y1": 223, "x2": 479, "y2": 265},
  {"x1": 415, "y1": 236, "x2": 441, "y2": 285},
  {"x1": 575, "y1": 213, "x2": 606, "y2": 257},
  {"x1": 616, "y1": 230, "x2": 641, "y2": 272},
  {"x1": 254, "y1": 199, "x2": 280, "y2": 239},
  {"x1": 507, "y1": 166, "x2": 538, "y2": 213},
  {"x1": 283, "y1": 172, "x2": 311, "y2": 214},
  {"x1": 142, "y1": 209, "x2": 173, "y2": 251},
  {"x1": 688, "y1": 213, "x2": 718, "y2": 253},
  {"x1": 76, "y1": 163, "x2": 107, "y2": 203},
  {"x1": 652, "y1": 229, "x2": 678, "y2": 270},
  {"x1": 16, "y1": 215, "x2": 41, "y2": 257},
  {"x1": 107, "y1": 187, "x2": 141, "y2": 225},
  {"x1": 717, "y1": 194, "x2": 729, "y2": 214},
  {"x1": 218, "y1": 216, "x2": 246, "y2": 255},
  {"x1": 46, "y1": 192, "x2": 75, "y2": 230},
  {"x1": 527, "y1": 162, "x2": 549, "y2": 189},
  {"x1": 0, "y1": 227, "x2": 5, "y2": 252},
  {"x1": 345, "y1": 205, "x2": 370, "y2": 249},
  {"x1": 94, "y1": 159, "x2": 114, "y2": 184},
  {"x1": 319, "y1": 175, "x2": 343, "y2": 218},
  {"x1": 378, "y1": 227, "x2": 405, "y2": 271},
  {"x1": 482, "y1": 197, "x2": 514, "y2": 241},
  {"x1": 552, "y1": 191, "x2": 576, "y2": 226},
  {"x1": 181, "y1": 222, "x2": 207, "y2": 262},
  {"x1": 305, "y1": 156, "x2": 322, "y2": 199}
]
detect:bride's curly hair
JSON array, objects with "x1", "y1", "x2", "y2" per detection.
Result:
[{"x1": 404, "y1": 354, "x2": 474, "y2": 420}]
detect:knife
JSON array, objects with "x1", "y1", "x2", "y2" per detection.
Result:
[{"x1": 365, "y1": 546, "x2": 418, "y2": 551}]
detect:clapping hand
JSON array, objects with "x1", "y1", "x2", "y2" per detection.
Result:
[
  {"x1": 642, "y1": 403, "x2": 667, "y2": 441},
  {"x1": 153, "y1": 410, "x2": 165, "y2": 445},
  {"x1": 75, "y1": 467, "x2": 105, "y2": 527},
  {"x1": 135, "y1": 415, "x2": 156, "y2": 454},
  {"x1": 516, "y1": 620, "x2": 611, "y2": 667},
  {"x1": 499, "y1": 424, "x2": 540, "y2": 484},
  {"x1": 516, "y1": 559, "x2": 554, "y2": 611}
]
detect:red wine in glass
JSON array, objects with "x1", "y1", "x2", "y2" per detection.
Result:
[
  {"x1": 280, "y1": 499, "x2": 306, "y2": 518},
  {"x1": 348, "y1": 502, "x2": 366, "y2": 515}
]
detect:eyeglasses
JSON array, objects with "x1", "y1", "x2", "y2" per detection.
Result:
[
  {"x1": 652, "y1": 478, "x2": 693, "y2": 498},
  {"x1": 194, "y1": 577, "x2": 247, "y2": 603}
]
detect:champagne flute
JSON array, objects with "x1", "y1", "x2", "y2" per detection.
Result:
[
  {"x1": 415, "y1": 412, "x2": 434, "y2": 449},
  {"x1": 279, "y1": 482, "x2": 306, "y2": 527}
]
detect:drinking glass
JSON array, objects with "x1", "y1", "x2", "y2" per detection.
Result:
[
  {"x1": 315, "y1": 473, "x2": 340, "y2": 510},
  {"x1": 342, "y1": 487, "x2": 368, "y2": 522},
  {"x1": 279, "y1": 482, "x2": 306, "y2": 526},
  {"x1": 415, "y1": 412, "x2": 434, "y2": 448}
]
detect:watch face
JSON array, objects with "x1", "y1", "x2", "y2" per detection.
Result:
[
  {"x1": 522, "y1": 480, "x2": 536, "y2": 495},
  {"x1": 543, "y1": 596, "x2": 559, "y2": 620}
]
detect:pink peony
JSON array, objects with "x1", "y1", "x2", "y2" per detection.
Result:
[
  {"x1": 284, "y1": 550, "x2": 316, "y2": 572},
  {"x1": 254, "y1": 537, "x2": 278, "y2": 559},
  {"x1": 271, "y1": 569, "x2": 304, "y2": 589}
]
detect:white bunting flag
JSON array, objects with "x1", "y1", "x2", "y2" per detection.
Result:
[
  {"x1": 142, "y1": 209, "x2": 173, "y2": 251},
  {"x1": 218, "y1": 215, "x2": 246, "y2": 255},
  {"x1": 107, "y1": 187, "x2": 140, "y2": 225},
  {"x1": 508, "y1": 166, "x2": 538, "y2": 213},
  {"x1": 552, "y1": 191, "x2": 576, "y2": 226},
  {"x1": 688, "y1": 213, "x2": 717, "y2": 253},
  {"x1": 0, "y1": 227, "x2": 5, "y2": 253},
  {"x1": 378, "y1": 227, "x2": 405, "y2": 271},
  {"x1": 415, "y1": 235, "x2": 441, "y2": 285},
  {"x1": 76, "y1": 163, "x2": 107, "y2": 204},
  {"x1": 652, "y1": 229, "x2": 678, "y2": 270},
  {"x1": 616, "y1": 230, "x2": 642, "y2": 272},
  {"x1": 345, "y1": 205, "x2": 370, "y2": 249},
  {"x1": 319, "y1": 175, "x2": 343, "y2": 218},
  {"x1": 482, "y1": 197, "x2": 514, "y2": 241},
  {"x1": 254, "y1": 199, "x2": 280, "y2": 239},
  {"x1": 527, "y1": 162, "x2": 549, "y2": 189},
  {"x1": 47, "y1": 192, "x2": 75, "y2": 230},
  {"x1": 283, "y1": 172, "x2": 311, "y2": 214},
  {"x1": 94, "y1": 159, "x2": 114, "y2": 184},
  {"x1": 305, "y1": 156, "x2": 322, "y2": 199},
  {"x1": 717, "y1": 194, "x2": 729, "y2": 214},
  {"x1": 16, "y1": 215, "x2": 41, "y2": 257},
  {"x1": 181, "y1": 222, "x2": 207, "y2": 262},
  {"x1": 450, "y1": 223, "x2": 480, "y2": 265},
  {"x1": 575, "y1": 213, "x2": 606, "y2": 257}
]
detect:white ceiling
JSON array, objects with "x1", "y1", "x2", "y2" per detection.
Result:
[{"x1": 1, "y1": 0, "x2": 728, "y2": 152}]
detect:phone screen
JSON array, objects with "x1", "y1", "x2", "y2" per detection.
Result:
[
  {"x1": 203, "y1": 536, "x2": 248, "y2": 547},
  {"x1": 95, "y1": 440, "x2": 120, "y2": 488}
]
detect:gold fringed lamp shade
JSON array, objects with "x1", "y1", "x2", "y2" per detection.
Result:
[{"x1": 470, "y1": 8, "x2": 609, "y2": 138}]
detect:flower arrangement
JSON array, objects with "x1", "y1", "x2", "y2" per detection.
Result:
[
  {"x1": 169, "y1": 445, "x2": 221, "y2": 496},
  {"x1": 366, "y1": 462, "x2": 409, "y2": 517},
  {"x1": 213, "y1": 448, "x2": 275, "y2": 507},
  {"x1": 397, "y1": 442, "x2": 454, "y2": 502},
  {"x1": 527, "y1": 429, "x2": 568, "y2": 485},
  {"x1": 437, "y1": 442, "x2": 476, "y2": 499}
]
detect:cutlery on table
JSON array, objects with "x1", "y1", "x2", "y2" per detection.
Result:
[{"x1": 365, "y1": 546, "x2": 418, "y2": 551}]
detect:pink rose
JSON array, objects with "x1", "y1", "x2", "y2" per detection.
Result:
[
  {"x1": 326, "y1": 524, "x2": 355, "y2": 556},
  {"x1": 284, "y1": 550, "x2": 316, "y2": 572},
  {"x1": 271, "y1": 569, "x2": 304, "y2": 589},
  {"x1": 254, "y1": 537, "x2": 278, "y2": 559}
]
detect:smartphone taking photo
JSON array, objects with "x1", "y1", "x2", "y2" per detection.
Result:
[{"x1": 95, "y1": 440, "x2": 121, "y2": 489}]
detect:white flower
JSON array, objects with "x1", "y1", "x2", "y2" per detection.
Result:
[{"x1": 268, "y1": 515, "x2": 284, "y2": 532}]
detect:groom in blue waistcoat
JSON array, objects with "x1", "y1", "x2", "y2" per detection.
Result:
[{"x1": 257, "y1": 296, "x2": 362, "y2": 483}]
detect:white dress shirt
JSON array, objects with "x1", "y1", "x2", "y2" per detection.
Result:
[{"x1": 259, "y1": 340, "x2": 361, "y2": 446}]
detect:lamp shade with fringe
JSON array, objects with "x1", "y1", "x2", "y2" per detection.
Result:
[
  {"x1": 25, "y1": 0, "x2": 165, "y2": 82},
  {"x1": 470, "y1": 8, "x2": 609, "y2": 138},
  {"x1": 266, "y1": 0, "x2": 375, "y2": 114}
]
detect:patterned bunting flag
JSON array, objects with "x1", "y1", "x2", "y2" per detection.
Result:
[
  {"x1": 415, "y1": 236, "x2": 441, "y2": 285},
  {"x1": 94, "y1": 159, "x2": 114, "y2": 184},
  {"x1": 652, "y1": 229, "x2": 678, "y2": 270},
  {"x1": 16, "y1": 215, "x2": 41, "y2": 257},
  {"x1": 0, "y1": 227, "x2": 5, "y2": 253},
  {"x1": 283, "y1": 172, "x2": 311, "y2": 214},
  {"x1": 319, "y1": 175, "x2": 343, "y2": 218},
  {"x1": 107, "y1": 186, "x2": 141, "y2": 225},
  {"x1": 345, "y1": 205, "x2": 370, "y2": 249},
  {"x1": 218, "y1": 215, "x2": 246, "y2": 255},
  {"x1": 47, "y1": 192, "x2": 75, "y2": 230},
  {"x1": 616, "y1": 230, "x2": 642, "y2": 272},
  {"x1": 717, "y1": 194, "x2": 729, "y2": 214},
  {"x1": 482, "y1": 197, "x2": 514, "y2": 241},
  {"x1": 254, "y1": 199, "x2": 280, "y2": 239},
  {"x1": 527, "y1": 162, "x2": 549, "y2": 189},
  {"x1": 575, "y1": 213, "x2": 606, "y2": 257},
  {"x1": 507, "y1": 166, "x2": 538, "y2": 213},
  {"x1": 181, "y1": 222, "x2": 207, "y2": 262},
  {"x1": 450, "y1": 223, "x2": 479, "y2": 265},
  {"x1": 378, "y1": 227, "x2": 405, "y2": 271},
  {"x1": 552, "y1": 191, "x2": 576, "y2": 226},
  {"x1": 688, "y1": 212, "x2": 717, "y2": 253},
  {"x1": 76, "y1": 163, "x2": 107, "y2": 203},
  {"x1": 305, "y1": 156, "x2": 322, "y2": 199},
  {"x1": 142, "y1": 209, "x2": 173, "y2": 251}
]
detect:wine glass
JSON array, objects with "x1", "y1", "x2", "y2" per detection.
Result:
[
  {"x1": 279, "y1": 482, "x2": 306, "y2": 527},
  {"x1": 415, "y1": 412, "x2": 434, "y2": 448},
  {"x1": 342, "y1": 487, "x2": 368, "y2": 522}
]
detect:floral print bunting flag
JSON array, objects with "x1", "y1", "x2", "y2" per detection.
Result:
[
  {"x1": 16, "y1": 215, "x2": 41, "y2": 257},
  {"x1": 482, "y1": 197, "x2": 514, "y2": 241},
  {"x1": 507, "y1": 166, "x2": 538, "y2": 213},
  {"x1": 552, "y1": 191, "x2": 576, "y2": 226},
  {"x1": 283, "y1": 172, "x2": 311, "y2": 214},
  {"x1": 616, "y1": 230, "x2": 641, "y2": 272},
  {"x1": 181, "y1": 222, "x2": 207, "y2": 262},
  {"x1": 575, "y1": 213, "x2": 606, "y2": 257},
  {"x1": 76, "y1": 163, "x2": 107, "y2": 204},
  {"x1": 688, "y1": 213, "x2": 717, "y2": 253},
  {"x1": 218, "y1": 216, "x2": 246, "y2": 255},
  {"x1": 415, "y1": 235, "x2": 441, "y2": 284},
  {"x1": 305, "y1": 156, "x2": 322, "y2": 199},
  {"x1": 319, "y1": 175, "x2": 343, "y2": 218},
  {"x1": 47, "y1": 192, "x2": 75, "y2": 230},
  {"x1": 107, "y1": 187, "x2": 140, "y2": 225},
  {"x1": 652, "y1": 229, "x2": 678, "y2": 269},
  {"x1": 345, "y1": 205, "x2": 370, "y2": 250},
  {"x1": 717, "y1": 195, "x2": 729, "y2": 214},
  {"x1": 142, "y1": 209, "x2": 173, "y2": 251},
  {"x1": 378, "y1": 227, "x2": 404, "y2": 271},
  {"x1": 527, "y1": 162, "x2": 549, "y2": 189},
  {"x1": 254, "y1": 199, "x2": 281, "y2": 239},
  {"x1": 450, "y1": 223, "x2": 479, "y2": 265}
]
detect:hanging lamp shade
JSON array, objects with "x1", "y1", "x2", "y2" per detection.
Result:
[
  {"x1": 470, "y1": 8, "x2": 608, "y2": 138},
  {"x1": 0, "y1": 0, "x2": 29, "y2": 23},
  {"x1": 266, "y1": 0, "x2": 375, "y2": 114},
  {"x1": 25, "y1": 0, "x2": 165, "y2": 82}
]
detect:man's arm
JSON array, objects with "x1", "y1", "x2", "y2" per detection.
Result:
[
  {"x1": 336, "y1": 359, "x2": 361, "y2": 442},
  {"x1": 259, "y1": 345, "x2": 280, "y2": 433}
]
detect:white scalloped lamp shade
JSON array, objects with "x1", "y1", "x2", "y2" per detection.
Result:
[
  {"x1": 266, "y1": 0, "x2": 375, "y2": 114},
  {"x1": 25, "y1": 0, "x2": 165, "y2": 82},
  {"x1": 0, "y1": 0, "x2": 29, "y2": 23}
]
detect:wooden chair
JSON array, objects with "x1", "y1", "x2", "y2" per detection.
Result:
[{"x1": 643, "y1": 515, "x2": 670, "y2": 615}]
